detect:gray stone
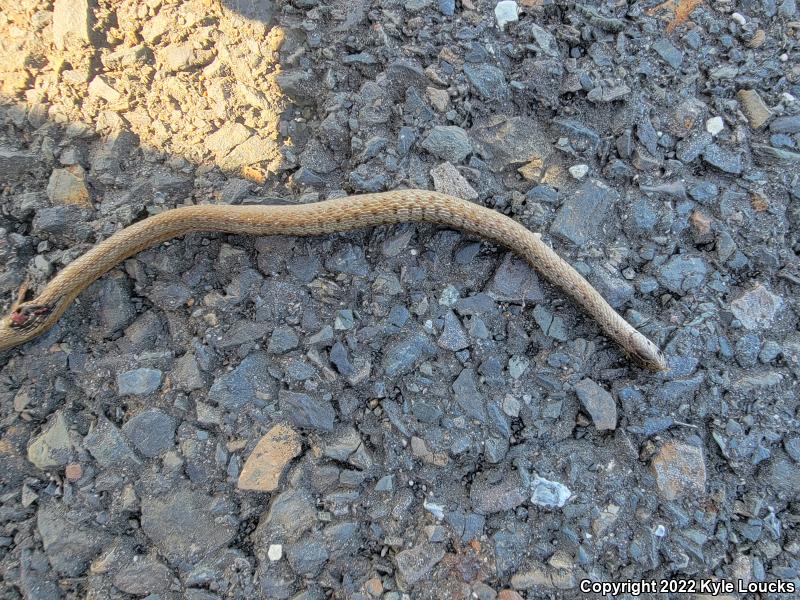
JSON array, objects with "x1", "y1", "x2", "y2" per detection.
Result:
[
  {"x1": 676, "y1": 132, "x2": 712, "y2": 163},
  {"x1": 730, "y1": 284, "x2": 784, "y2": 330},
  {"x1": 98, "y1": 274, "x2": 136, "y2": 334},
  {"x1": 530, "y1": 476, "x2": 572, "y2": 508},
  {"x1": 785, "y1": 438, "x2": 800, "y2": 462},
  {"x1": 279, "y1": 390, "x2": 335, "y2": 431},
  {"x1": 112, "y1": 556, "x2": 175, "y2": 596},
  {"x1": 208, "y1": 353, "x2": 275, "y2": 410},
  {"x1": 656, "y1": 255, "x2": 708, "y2": 294},
  {"x1": 532, "y1": 305, "x2": 568, "y2": 342},
  {"x1": 470, "y1": 471, "x2": 527, "y2": 515},
  {"x1": 702, "y1": 144, "x2": 742, "y2": 174},
  {"x1": 780, "y1": 0, "x2": 797, "y2": 17},
  {"x1": 438, "y1": 311, "x2": 470, "y2": 351},
  {"x1": 173, "y1": 353, "x2": 205, "y2": 391},
  {"x1": 117, "y1": 368, "x2": 163, "y2": 396},
  {"x1": 268, "y1": 325, "x2": 299, "y2": 354},
  {"x1": 52, "y1": 0, "x2": 91, "y2": 50},
  {"x1": 395, "y1": 542, "x2": 446, "y2": 588},
  {"x1": 463, "y1": 63, "x2": 508, "y2": 101},
  {"x1": 0, "y1": 147, "x2": 37, "y2": 176},
  {"x1": 329, "y1": 342, "x2": 354, "y2": 376},
  {"x1": 141, "y1": 485, "x2": 237, "y2": 565},
  {"x1": 37, "y1": 501, "x2": 111, "y2": 576},
  {"x1": 122, "y1": 409, "x2": 176, "y2": 458},
  {"x1": 84, "y1": 417, "x2": 141, "y2": 469},
  {"x1": 27, "y1": 412, "x2": 72, "y2": 469},
  {"x1": 421, "y1": 126, "x2": 472, "y2": 163},
  {"x1": 470, "y1": 115, "x2": 549, "y2": 170},
  {"x1": 550, "y1": 180, "x2": 619, "y2": 245},
  {"x1": 574, "y1": 379, "x2": 617, "y2": 431},
  {"x1": 762, "y1": 457, "x2": 800, "y2": 497},
  {"x1": 452, "y1": 368, "x2": 487, "y2": 422},
  {"x1": 653, "y1": 38, "x2": 683, "y2": 69},
  {"x1": 487, "y1": 254, "x2": 544, "y2": 303},
  {"x1": 286, "y1": 539, "x2": 329, "y2": 576},
  {"x1": 735, "y1": 333, "x2": 761, "y2": 368},
  {"x1": 430, "y1": 162, "x2": 478, "y2": 200},
  {"x1": 382, "y1": 333, "x2": 436, "y2": 376},
  {"x1": 770, "y1": 115, "x2": 800, "y2": 134},
  {"x1": 147, "y1": 282, "x2": 192, "y2": 311}
]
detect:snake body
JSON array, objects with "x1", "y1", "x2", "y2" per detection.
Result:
[{"x1": 0, "y1": 190, "x2": 667, "y2": 371}]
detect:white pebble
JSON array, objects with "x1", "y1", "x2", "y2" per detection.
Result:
[
  {"x1": 568, "y1": 164, "x2": 589, "y2": 179},
  {"x1": 494, "y1": 1, "x2": 519, "y2": 31},
  {"x1": 267, "y1": 544, "x2": 283, "y2": 561},
  {"x1": 731, "y1": 12, "x2": 747, "y2": 25},
  {"x1": 706, "y1": 116, "x2": 724, "y2": 136}
]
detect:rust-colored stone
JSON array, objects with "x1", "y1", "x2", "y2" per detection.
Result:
[{"x1": 237, "y1": 424, "x2": 301, "y2": 492}]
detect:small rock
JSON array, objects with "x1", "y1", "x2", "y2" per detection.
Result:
[
  {"x1": 530, "y1": 476, "x2": 571, "y2": 508},
  {"x1": 268, "y1": 544, "x2": 283, "y2": 561},
  {"x1": 488, "y1": 254, "x2": 543, "y2": 304},
  {"x1": 279, "y1": 390, "x2": 335, "y2": 431},
  {"x1": 653, "y1": 38, "x2": 683, "y2": 69},
  {"x1": 395, "y1": 542, "x2": 446, "y2": 587},
  {"x1": 268, "y1": 325, "x2": 299, "y2": 354},
  {"x1": 706, "y1": 116, "x2": 724, "y2": 136},
  {"x1": 651, "y1": 441, "x2": 706, "y2": 500},
  {"x1": 122, "y1": 409, "x2": 176, "y2": 458},
  {"x1": 470, "y1": 472, "x2": 527, "y2": 514},
  {"x1": 382, "y1": 333, "x2": 436, "y2": 376},
  {"x1": 84, "y1": 417, "x2": 140, "y2": 469},
  {"x1": 464, "y1": 64, "x2": 508, "y2": 101},
  {"x1": 702, "y1": 144, "x2": 742, "y2": 174},
  {"x1": 737, "y1": 89, "x2": 773, "y2": 129},
  {"x1": 27, "y1": 412, "x2": 72, "y2": 469},
  {"x1": 140, "y1": 484, "x2": 236, "y2": 565},
  {"x1": 769, "y1": 115, "x2": 800, "y2": 134},
  {"x1": 112, "y1": 556, "x2": 174, "y2": 596},
  {"x1": 46, "y1": 166, "x2": 91, "y2": 206},
  {"x1": 238, "y1": 424, "x2": 301, "y2": 492},
  {"x1": 438, "y1": 311, "x2": 470, "y2": 351},
  {"x1": 550, "y1": 179, "x2": 619, "y2": 245},
  {"x1": 656, "y1": 255, "x2": 708, "y2": 294},
  {"x1": 421, "y1": 126, "x2": 472, "y2": 163},
  {"x1": 495, "y1": 1, "x2": 519, "y2": 30},
  {"x1": 117, "y1": 368, "x2": 163, "y2": 396},
  {"x1": 730, "y1": 284, "x2": 784, "y2": 330},
  {"x1": 574, "y1": 379, "x2": 617, "y2": 431},
  {"x1": 430, "y1": 162, "x2": 478, "y2": 200},
  {"x1": 568, "y1": 164, "x2": 589, "y2": 179},
  {"x1": 52, "y1": 0, "x2": 91, "y2": 50},
  {"x1": 65, "y1": 463, "x2": 82, "y2": 481},
  {"x1": 88, "y1": 75, "x2": 122, "y2": 103}
]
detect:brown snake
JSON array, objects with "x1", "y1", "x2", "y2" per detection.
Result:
[{"x1": 0, "y1": 191, "x2": 667, "y2": 371}]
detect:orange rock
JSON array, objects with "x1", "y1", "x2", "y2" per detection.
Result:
[
  {"x1": 498, "y1": 590, "x2": 525, "y2": 600},
  {"x1": 65, "y1": 462, "x2": 83, "y2": 481},
  {"x1": 237, "y1": 424, "x2": 301, "y2": 492},
  {"x1": 651, "y1": 440, "x2": 706, "y2": 500}
]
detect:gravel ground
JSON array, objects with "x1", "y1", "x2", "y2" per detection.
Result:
[{"x1": 1, "y1": 0, "x2": 800, "y2": 598}]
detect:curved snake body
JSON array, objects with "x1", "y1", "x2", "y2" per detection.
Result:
[{"x1": 0, "y1": 191, "x2": 667, "y2": 371}]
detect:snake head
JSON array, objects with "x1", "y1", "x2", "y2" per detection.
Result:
[{"x1": 0, "y1": 300, "x2": 59, "y2": 352}]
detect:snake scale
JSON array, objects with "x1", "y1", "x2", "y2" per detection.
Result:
[{"x1": 0, "y1": 191, "x2": 667, "y2": 371}]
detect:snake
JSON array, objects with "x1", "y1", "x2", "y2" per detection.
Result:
[{"x1": 0, "y1": 190, "x2": 667, "y2": 371}]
